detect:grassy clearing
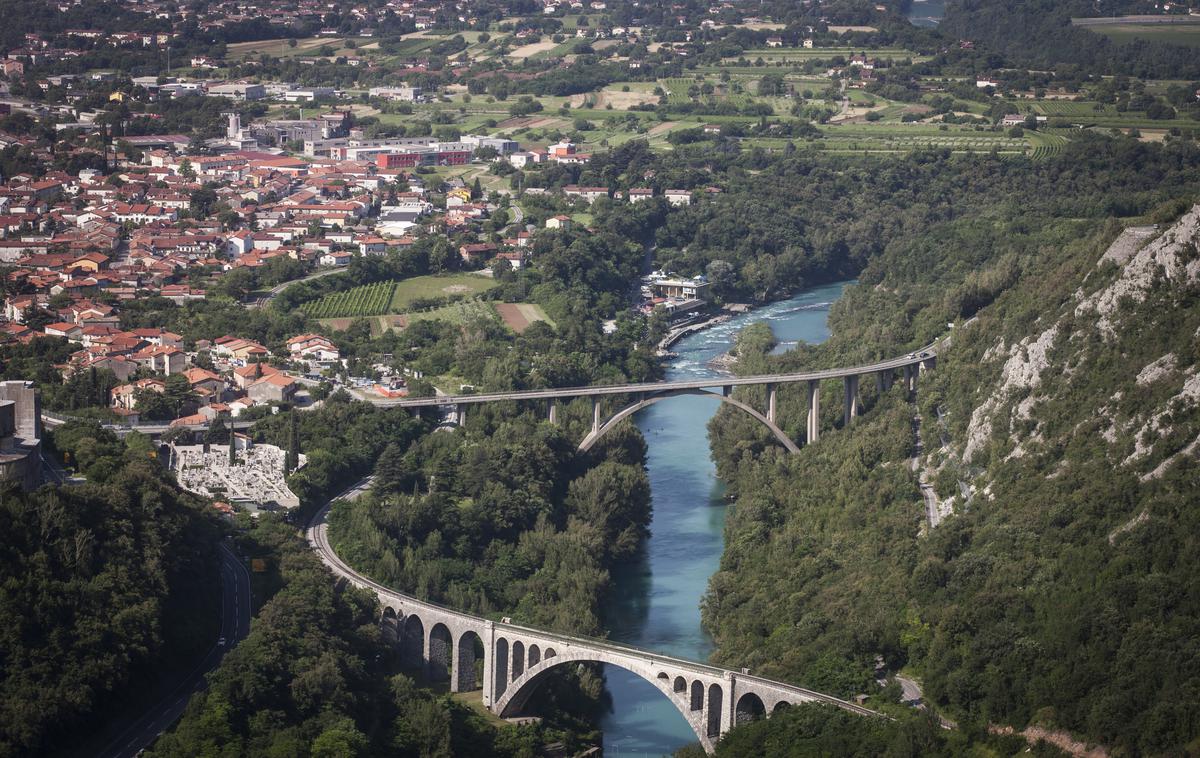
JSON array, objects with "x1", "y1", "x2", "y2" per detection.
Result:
[
  {"x1": 388, "y1": 274, "x2": 499, "y2": 311},
  {"x1": 1086, "y1": 22, "x2": 1200, "y2": 46}
]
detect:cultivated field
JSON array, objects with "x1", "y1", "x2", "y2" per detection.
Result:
[
  {"x1": 508, "y1": 40, "x2": 558, "y2": 59},
  {"x1": 494, "y1": 303, "x2": 553, "y2": 332},
  {"x1": 301, "y1": 274, "x2": 498, "y2": 319},
  {"x1": 319, "y1": 299, "x2": 547, "y2": 336},
  {"x1": 302, "y1": 280, "x2": 395, "y2": 319},
  {"x1": 227, "y1": 35, "x2": 374, "y2": 60}
]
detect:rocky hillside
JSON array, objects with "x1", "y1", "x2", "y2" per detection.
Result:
[
  {"x1": 702, "y1": 205, "x2": 1200, "y2": 755},
  {"x1": 909, "y1": 205, "x2": 1200, "y2": 752}
]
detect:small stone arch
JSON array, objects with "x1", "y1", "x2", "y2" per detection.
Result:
[
  {"x1": 707, "y1": 684, "x2": 724, "y2": 738},
  {"x1": 512, "y1": 640, "x2": 525, "y2": 678},
  {"x1": 428, "y1": 623, "x2": 452, "y2": 682},
  {"x1": 772, "y1": 700, "x2": 792, "y2": 715},
  {"x1": 674, "y1": 676, "x2": 687, "y2": 694},
  {"x1": 381, "y1": 607, "x2": 399, "y2": 643},
  {"x1": 735, "y1": 692, "x2": 766, "y2": 725},
  {"x1": 657, "y1": 672, "x2": 670, "y2": 682},
  {"x1": 690, "y1": 680, "x2": 704, "y2": 711},
  {"x1": 456, "y1": 630, "x2": 483, "y2": 692},
  {"x1": 494, "y1": 638, "x2": 509, "y2": 699},
  {"x1": 579, "y1": 389, "x2": 800, "y2": 454},
  {"x1": 402, "y1": 614, "x2": 424, "y2": 667},
  {"x1": 544, "y1": 648, "x2": 556, "y2": 659},
  {"x1": 528, "y1": 644, "x2": 541, "y2": 667}
]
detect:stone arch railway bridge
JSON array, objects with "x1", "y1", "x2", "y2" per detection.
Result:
[
  {"x1": 373, "y1": 346, "x2": 938, "y2": 453},
  {"x1": 308, "y1": 501, "x2": 880, "y2": 752},
  {"x1": 307, "y1": 344, "x2": 940, "y2": 750}
]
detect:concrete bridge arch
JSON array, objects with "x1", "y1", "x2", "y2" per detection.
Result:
[{"x1": 578, "y1": 387, "x2": 801, "y2": 454}]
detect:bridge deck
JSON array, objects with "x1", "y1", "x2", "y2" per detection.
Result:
[{"x1": 374, "y1": 346, "x2": 937, "y2": 409}]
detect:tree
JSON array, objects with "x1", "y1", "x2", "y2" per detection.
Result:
[
  {"x1": 178, "y1": 158, "x2": 196, "y2": 181},
  {"x1": 190, "y1": 187, "x2": 218, "y2": 218},
  {"x1": 373, "y1": 441, "x2": 410, "y2": 494},
  {"x1": 163, "y1": 374, "x2": 197, "y2": 416},
  {"x1": 285, "y1": 412, "x2": 300, "y2": 473}
]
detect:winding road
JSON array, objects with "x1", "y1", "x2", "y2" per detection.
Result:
[{"x1": 248, "y1": 267, "x2": 343, "y2": 309}]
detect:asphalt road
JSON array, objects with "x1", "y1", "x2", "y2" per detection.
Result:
[
  {"x1": 94, "y1": 542, "x2": 252, "y2": 758},
  {"x1": 248, "y1": 266, "x2": 342, "y2": 309},
  {"x1": 40, "y1": 450, "x2": 70, "y2": 485}
]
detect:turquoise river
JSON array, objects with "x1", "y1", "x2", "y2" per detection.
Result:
[{"x1": 598, "y1": 281, "x2": 849, "y2": 756}]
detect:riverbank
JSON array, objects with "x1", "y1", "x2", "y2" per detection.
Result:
[{"x1": 656, "y1": 313, "x2": 731, "y2": 354}]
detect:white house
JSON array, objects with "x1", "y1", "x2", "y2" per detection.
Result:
[
  {"x1": 664, "y1": 189, "x2": 692, "y2": 206},
  {"x1": 319, "y1": 251, "x2": 352, "y2": 266}
]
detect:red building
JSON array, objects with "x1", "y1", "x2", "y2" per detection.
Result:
[{"x1": 376, "y1": 149, "x2": 471, "y2": 169}]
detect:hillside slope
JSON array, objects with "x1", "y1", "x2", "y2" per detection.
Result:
[{"x1": 701, "y1": 206, "x2": 1200, "y2": 754}]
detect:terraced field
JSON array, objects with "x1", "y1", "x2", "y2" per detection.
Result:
[
  {"x1": 302, "y1": 281, "x2": 396, "y2": 319},
  {"x1": 811, "y1": 127, "x2": 1028, "y2": 154},
  {"x1": 1031, "y1": 101, "x2": 1115, "y2": 118},
  {"x1": 661, "y1": 78, "x2": 699, "y2": 104},
  {"x1": 1028, "y1": 131, "x2": 1070, "y2": 160}
]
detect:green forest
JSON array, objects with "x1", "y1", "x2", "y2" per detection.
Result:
[
  {"x1": 146, "y1": 515, "x2": 584, "y2": 757},
  {"x1": 699, "y1": 191, "x2": 1200, "y2": 752},
  {"x1": 0, "y1": 439, "x2": 221, "y2": 757}
]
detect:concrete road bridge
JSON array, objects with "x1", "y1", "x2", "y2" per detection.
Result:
[
  {"x1": 308, "y1": 499, "x2": 882, "y2": 752},
  {"x1": 376, "y1": 345, "x2": 938, "y2": 453}
]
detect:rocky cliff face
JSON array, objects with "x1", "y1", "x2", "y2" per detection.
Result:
[{"x1": 942, "y1": 205, "x2": 1200, "y2": 508}]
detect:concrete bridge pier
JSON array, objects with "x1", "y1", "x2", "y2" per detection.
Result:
[
  {"x1": 843, "y1": 375, "x2": 860, "y2": 426},
  {"x1": 904, "y1": 365, "x2": 918, "y2": 395},
  {"x1": 766, "y1": 383, "x2": 777, "y2": 424},
  {"x1": 877, "y1": 369, "x2": 893, "y2": 393},
  {"x1": 920, "y1": 355, "x2": 937, "y2": 373},
  {"x1": 456, "y1": 404, "x2": 466, "y2": 427},
  {"x1": 591, "y1": 398, "x2": 602, "y2": 434},
  {"x1": 547, "y1": 401, "x2": 558, "y2": 425},
  {"x1": 806, "y1": 380, "x2": 821, "y2": 443}
]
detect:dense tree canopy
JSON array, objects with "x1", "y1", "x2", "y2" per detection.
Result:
[{"x1": 0, "y1": 449, "x2": 221, "y2": 757}]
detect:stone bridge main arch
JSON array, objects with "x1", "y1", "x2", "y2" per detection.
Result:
[
  {"x1": 492, "y1": 643, "x2": 730, "y2": 752},
  {"x1": 578, "y1": 387, "x2": 801, "y2": 454}
]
